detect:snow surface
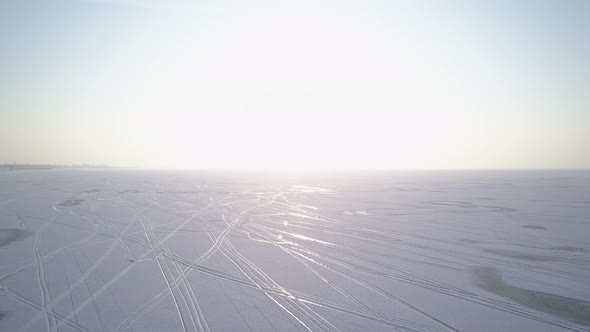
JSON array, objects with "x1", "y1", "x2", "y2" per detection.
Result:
[{"x1": 0, "y1": 169, "x2": 589, "y2": 332}]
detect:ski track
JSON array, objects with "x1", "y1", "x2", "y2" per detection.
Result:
[{"x1": 0, "y1": 171, "x2": 589, "y2": 331}]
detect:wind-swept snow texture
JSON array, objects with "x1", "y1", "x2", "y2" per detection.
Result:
[{"x1": 0, "y1": 170, "x2": 589, "y2": 332}]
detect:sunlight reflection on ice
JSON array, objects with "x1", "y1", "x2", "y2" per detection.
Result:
[{"x1": 280, "y1": 231, "x2": 334, "y2": 246}]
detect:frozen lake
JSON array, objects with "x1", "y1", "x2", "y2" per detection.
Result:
[{"x1": 0, "y1": 170, "x2": 589, "y2": 332}]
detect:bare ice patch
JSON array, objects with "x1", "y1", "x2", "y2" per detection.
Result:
[
  {"x1": 473, "y1": 267, "x2": 590, "y2": 326},
  {"x1": 521, "y1": 225, "x2": 547, "y2": 230},
  {"x1": 0, "y1": 228, "x2": 31, "y2": 247},
  {"x1": 119, "y1": 189, "x2": 141, "y2": 194},
  {"x1": 482, "y1": 248, "x2": 558, "y2": 262},
  {"x1": 57, "y1": 199, "x2": 85, "y2": 207},
  {"x1": 551, "y1": 246, "x2": 587, "y2": 253},
  {"x1": 423, "y1": 200, "x2": 518, "y2": 213}
]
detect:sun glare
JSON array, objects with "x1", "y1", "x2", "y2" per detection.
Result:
[{"x1": 100, "y1": 6, "x2": 487, "y2": 170}]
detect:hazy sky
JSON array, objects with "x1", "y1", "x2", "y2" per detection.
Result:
[{"x1": 1, "y1": 0, "x2": 589, "y2": 169}]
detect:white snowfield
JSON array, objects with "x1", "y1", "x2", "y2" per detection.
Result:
[{"x1": 0, "y1": 170, "x2": 589, "y2": 332}]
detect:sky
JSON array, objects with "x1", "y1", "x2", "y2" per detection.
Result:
[{"x1": 1, "y1": 0, "x2": 589, "y2": 170}]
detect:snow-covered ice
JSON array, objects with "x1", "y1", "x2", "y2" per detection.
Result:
[{"x1": 0, "y1": 170, "x2": 589, "y2": 331}]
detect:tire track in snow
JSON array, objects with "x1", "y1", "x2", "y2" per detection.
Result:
[
  {"x1": 18, "y1": 206, "x2": 148, "y2": 332},
  {"x1": 140, "y1": 217, "x2": 190, "y2": 332}
]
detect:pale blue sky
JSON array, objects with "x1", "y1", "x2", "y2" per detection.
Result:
[{"x1": 1, "y1": 0, "x2": 589, "y2": 169}]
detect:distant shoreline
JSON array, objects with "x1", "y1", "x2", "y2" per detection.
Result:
[{"x1": 0, "y1": 164, "x2": 111, "y2": 171}]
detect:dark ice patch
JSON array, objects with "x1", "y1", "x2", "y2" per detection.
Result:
[
  {"x1": 422, "y1": 200, "x2": 518, "y2": 213},
  {"x1": 458, "y1": 238, "x2": 486, "y2": 244},
  {"x1": 482, "y1": 248, "x2": 556, "y2": 262},
  {"x1": 119, "y1": 189, "x2": 141, "y2": 194},
  {"x1": 0, "y1": 229, "x2": 31, "y2": 247},
  {"x1": 57, "y1": 199, "x2": 85, "y2": 207},
  {"x1": 387, "y1": 187, "x2": 419, "y2": 192},
  {"x1": 520, "y1": 225, "x2": 547, "y2": 230},
  {"x1": 84, "y1": 189, "x2": 101, "y2": 193},
  {"x1": 552, "y1": 246, "x2": 587, "y2": 253},
  {"x1": 0, "y1": 312, "x2": 5, "y2": 320},
  {"x1": 473, "y1": 267, "x2": 590, "y2": 326}
]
